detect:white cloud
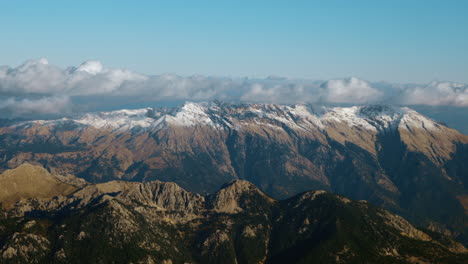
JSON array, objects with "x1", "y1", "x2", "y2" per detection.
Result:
[
  {"x1": 240, "y1": 82, "x2": 322, "y2": 104},
  {"x1": 76, "y1": 60, "x2": 104, "y2": 75},
  {"x1": 126, "y1": 74, "x2": 236, "y2": 100},
  {"x1": 399, "y1": 81, "x2": 468, "y2": 107},
  {"x1": 0, "y1": 58, "x2": 67, "y2": 95},
  {"x1": 0, "y1": 58, "x2": 467, "y2": 118},
  {"x1": 0, "y1": 96, "x2": 71, "y2": 117},
  {"x1": 320, "y1": 77, "x2": 383, "y2": 104},
  {"x1": 0, "y1": 58, "x2": 147, "y2": 96}
]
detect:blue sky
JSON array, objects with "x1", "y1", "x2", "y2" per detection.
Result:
[{"x1": 1, "y1": 0, "x2": 467, "y2": 83}]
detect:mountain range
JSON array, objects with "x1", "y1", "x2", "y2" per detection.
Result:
[
  {"x1": 0, "y1": 163, "x2": 467, "y2": 263},
  {"x1": 0, "y1": 101, "x2": 467, "y2": 258}
]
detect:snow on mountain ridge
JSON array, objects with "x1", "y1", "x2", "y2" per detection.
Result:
[
  {"x1": 20, "y1": 102, "x2": 443, "y2": 133},
  {"x1": 166, "y1": 102, "x2": 217, "y2": 127}
]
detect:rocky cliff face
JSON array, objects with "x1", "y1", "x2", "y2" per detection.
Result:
[
  {"x1": 0, "y1": 165, "x2": 466, "y2": 263},
  {"x1": 1, "y1": 102, "x2": 468, "y2": 244}
]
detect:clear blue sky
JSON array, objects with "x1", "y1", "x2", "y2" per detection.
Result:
[{"x1": 1, "y1": 0, "x2": 467, "y2": 83}]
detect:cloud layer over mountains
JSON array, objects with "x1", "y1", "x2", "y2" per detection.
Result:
[{"x1": 0, "y1": 58, "x2": 467, "y2": 117}]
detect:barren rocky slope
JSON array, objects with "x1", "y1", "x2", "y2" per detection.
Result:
[
  {"x1": 1, "y1": 102, "x2": 468, "y2": 244},
  {"x1": 0, "y1": 164, "x2": 467, "y2": 263}
]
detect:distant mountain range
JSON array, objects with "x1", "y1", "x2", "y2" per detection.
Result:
[
  {"x1": 0, "y1": 164, "x2": 467, "y2": 263},
  {"x1": 0, "y1": 101, "x2": 467, "y2": 258}
]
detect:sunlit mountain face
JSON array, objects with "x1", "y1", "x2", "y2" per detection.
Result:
[{"x1": 1, "y1": 101, "x2": 468, "y2": 252}]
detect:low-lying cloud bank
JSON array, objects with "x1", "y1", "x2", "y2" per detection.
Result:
[{"x1": 0, "y1": 58, "x2": 467, "y2": 118}]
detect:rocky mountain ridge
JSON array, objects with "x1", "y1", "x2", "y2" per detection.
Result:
[
  {"x1": 18, "y1": 102, "x2": 452, "y2": 134},
  {"x1": 12, "y1": 102, "x2": 467, "y2": 163},
  {"x1": 0, "y1": 164, "x2": 467, "y2": 263},
  {"x1": 1, "y1": 102, "x2": 468, "y2": 245}
]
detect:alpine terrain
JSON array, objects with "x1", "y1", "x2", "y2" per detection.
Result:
[
  {"x1": 0, "y1": 164, "x2": 467, "y2": 263},
  {"x1": 0, "y1": 102, "x2": 467, "y2": 247}
]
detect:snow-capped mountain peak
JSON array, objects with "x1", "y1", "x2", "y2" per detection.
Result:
[{"x1": 18, "y1": 102, "x2": 445, "y2": 135}]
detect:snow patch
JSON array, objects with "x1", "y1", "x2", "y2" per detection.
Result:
[
  {"x1": 321, "y1": 106, "x2": 377, "y2": 131},
  {"x1": 399, "y1": 108, "x2": 440, "y2": 132},
  {"x1": 166, "y1": 102, "x2": 215, "y2": 127}
]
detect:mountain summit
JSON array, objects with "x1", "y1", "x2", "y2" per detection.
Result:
[{"x1": 1, "y1": 102, "x2": 468, "y2": 244}]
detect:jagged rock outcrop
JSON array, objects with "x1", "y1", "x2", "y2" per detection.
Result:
[
  {"x1": 118, "y1": 181, "x2": 205, "y2": 213},
  {"x1": 0, "y1": 169, "x2": 467, "y2": 263},
  {"x1": 208, "y1": 180, "x2": 275, "y2": 213}
]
